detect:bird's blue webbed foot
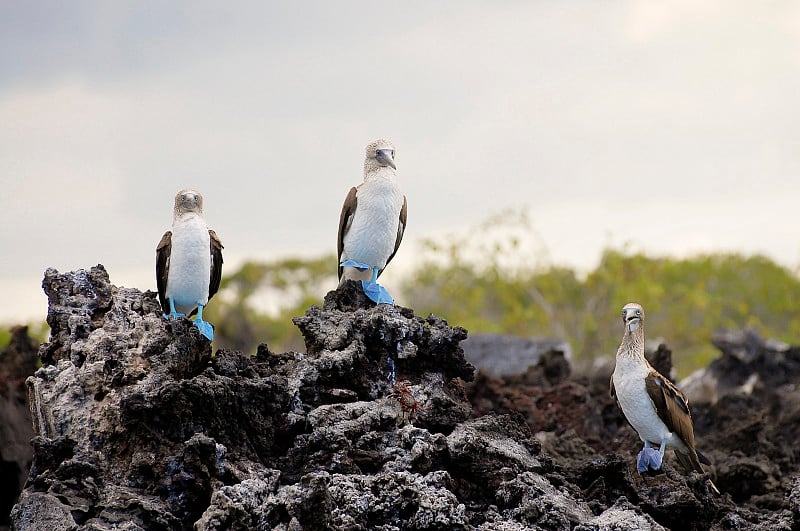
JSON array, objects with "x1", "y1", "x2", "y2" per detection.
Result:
[
  {"x1": 340, "y1": 259, "x2": 371, "y2": 272},
  {"x1": 341, "y1": 262, "x2": 395, "y2": 304},
  {"x1": 637, "y1": 447, "x2": 662, "y2": 473},
  {"x1": 636, "y1": 440, "x2": 665, "y2": 473},
  {"x1": 194, "y1": 320, "x2": 214, "y2": 340},
  {"x1": 361, "y1": 280, "x2": 395, "y2": 304},
  {"x1": 363, "y1": 266, "x2": 394, "y2": 304},
  {"x1": 194, "y1": 304, "x2": 215, "y2": 340},
  {"x1": 164, "y1": 299, "x2": 186, "y2": 320}
]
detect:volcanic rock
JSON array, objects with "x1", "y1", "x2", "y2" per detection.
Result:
[{"x1": 10, "y1": 266, "x2": 800, "y2": 530}]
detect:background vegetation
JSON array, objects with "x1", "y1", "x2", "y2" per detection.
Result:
[
  {"x1": 4, "y1": 212, "x2": 799, "y2": 378},
  {"x1": 204, "y1": 211, "x2": 800, "y2": 377},
  {"x1": 0, "y1": 323, "x2": 49, "y2": 351}
]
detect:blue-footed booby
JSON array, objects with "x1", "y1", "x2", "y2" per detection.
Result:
[
  {"x1": 611, "y1": 302, "x2": 719, "y2": 493},
  {"x1": 156, "y1": 189, "x2": 223, "y2": 340},
  {"x1": 337, "y1": 139, "x2": 407, "y2": 304}
]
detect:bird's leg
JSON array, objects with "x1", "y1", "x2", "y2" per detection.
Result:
[
  {"x1": 164, "y1": 299, "x2": 186, "y2": 320},
  {"x1": 655, "y1": 437, "x2": 667, "y2": 469},
  {"x1": 193, "y1": 304, "x2": 214, "y2": 341},
  {"x1": 636, "y1": 441, "x2": 650, "y2": 473},
  {"x1": 361, "y1": 267, "x2": 394, "y2": 305},
  {"x1": 636, "y1": 440, "x2": 663, "y2": 473}
]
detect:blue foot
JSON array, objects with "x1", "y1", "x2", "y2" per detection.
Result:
[
  {"x1": 164, "y1": 299, "x2": 186, "y2": 320},
  {"x1": 362, "y1": 280, "x2": 394, "y2": 304},
  {"x1": 340, "y1": 259, "x2": 371, "y2": 272},
  {"x1": 194, "y1": 319, "x2": 214, "y2": 340},
  {"x1": 193, "y1": 303, "x2": 214, "y2": 340},
  {"x1": 637, "y1": 446, "x2": 663, "y2": 473}
]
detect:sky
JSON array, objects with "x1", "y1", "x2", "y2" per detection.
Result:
[{"x1": 1, "y1": 1, "x2": 799, "y2": 323}]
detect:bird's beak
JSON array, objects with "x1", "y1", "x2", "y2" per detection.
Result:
[
  {"x1": 623, "y1": 311, "x2": 640, "y2": 333},
  {"x1": 376, "y1": 149, "x2": 396, "y2": 169}
]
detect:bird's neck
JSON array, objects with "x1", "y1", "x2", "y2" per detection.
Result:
[
  {"x1": 363, "y1": 166, "x2": 397, "y2": 183},
  {"x1": 173, "y1": 211, "x2": 203, "y2": 225},
  {"x1": 617, "y1": 327, "x2": 646, "y2": 361}
]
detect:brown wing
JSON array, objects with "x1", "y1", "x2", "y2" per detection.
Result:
[
  {"x1": 645, "y1": 370, "x2": 693, "y2": 441},
  {"x1": 645, "y1": 370, "x2": 704, "y2": 471},
  {"x1": 208, "y1": 229, "x2": 224, "y2": 301},
  {"x1": 155, "y1": 231, "x2": 172, "y2": 314},
  {"x1": 337, "y1": 187, "x2": 358, "y2": 280},
  {"x1": 379, "y1": 195, "x2": 407, "y2": 279}
]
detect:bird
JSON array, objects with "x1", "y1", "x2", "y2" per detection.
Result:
[
  {"x1": 611, "y1": 302, "x2": 719, "y2": 492},
  {"x1": 337, "y1": 139, "x2": 407, "y2": 304},
  {"x1": 156, "y1": 189, "x2": 223, "y2": 340}
]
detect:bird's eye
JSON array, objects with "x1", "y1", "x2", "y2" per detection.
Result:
[
  {"x1": 636, "y1": 310, "x2": 641, "y2": 316},
  {"x1": 390, "y1": 150, "x2": 394, "y2": 156},
  {"x1": 375, "y1": 150, "x2": 381, "y2": 157}
]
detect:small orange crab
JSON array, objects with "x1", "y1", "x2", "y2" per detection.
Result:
[{"x1": 390, "y1": 380, "x2": 430, "y2": 422}]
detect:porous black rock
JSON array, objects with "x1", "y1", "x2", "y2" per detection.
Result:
[
  {"x1": 18, "y1": 266, "x2": 794, "y2": 530},
  {"x1": 682, "y1": 328, "x2": 800, "y2": 404},
  {"x1": 14, "y1": 267, "x2": 601, "y2": 530}
]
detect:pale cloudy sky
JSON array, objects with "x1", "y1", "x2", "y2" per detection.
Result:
[{"x1": 1, "y1": 1, "x2": 799, "y2": 323}]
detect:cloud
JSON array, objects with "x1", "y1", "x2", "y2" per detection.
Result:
[{"x1": 1, "y1": 2, "x2": 799, "y2": 323}]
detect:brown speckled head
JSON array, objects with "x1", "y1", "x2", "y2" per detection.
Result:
[
  {"x1": 622, "y1": 302, "x2": 645, "y2": 333},
  {"x1": 174, "y1": 189, "x2": 204, "y2": 219},
  {"x1": 364, "y1": 139, "x2": 397, "y2": 175}
]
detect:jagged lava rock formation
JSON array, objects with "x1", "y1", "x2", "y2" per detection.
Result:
[
  {"x1": 469, "y1": 342, "x2": 800, "y2": 529},
  {"x1": 16, "y1": 265, "x2": 800, "y2": 530},
  {"x1": 12, "y1": 265, "x2": 655, "y2": 530}
]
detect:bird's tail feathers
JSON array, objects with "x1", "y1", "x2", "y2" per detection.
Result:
[
  {"x1": 676, "y1": 449, "x2": 721, "y2": 495},
  {"x1": 696, "y1": 449, "x2": 712, "y2": 466},
  {"x1": 674, "y1": 449, "x2": 704, "y2": 474}
]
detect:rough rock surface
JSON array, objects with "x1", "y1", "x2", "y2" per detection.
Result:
[
  {"x1": 469, "y1": 342, "x2": 800, "y2": 530},
  {"x1": 12, "y1": 267, "x2": 597, "y2": 530},
  {"x1": 9, "y1": 265, "x2": 800, "y2": 530},
  {"x1": 681, "y1": 328, "x2": 800, "y2": 403},
  {"x1": 462, "y1": 334, "x2": 571, "y2": 377}
]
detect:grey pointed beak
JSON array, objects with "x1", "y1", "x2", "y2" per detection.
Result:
[
  {"x1": 623, "y1": 310, "x2": 640, "y2": 332},
  {"x1": 376, "y1": 149, "x2": 396, "y2": 169}
]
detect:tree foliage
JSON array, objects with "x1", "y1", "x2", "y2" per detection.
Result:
[
  {"x1": 195, "y1": 211, "x2": 800, "y2": 377},
  {"x1": 0, "y1": 322, "x2": 49, "y2": 351},
  {"x1": 8, "y1": 211, "x2": 792, "y2": 378},
  {"x1": 203, "y1": 254, "x2": 338, "y2": 353},
  {"x1": 399, "y1": 211, "x2": 800, "y2": 375}
]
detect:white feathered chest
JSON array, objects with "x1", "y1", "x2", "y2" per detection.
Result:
[
  {"x1": 613, "y1": 357, "x2": 676, "y2": 447},
  {"x1": 166, "y1": 215, "x2": 211, "y2": 312},
  {"x1": 342, "y1": 176, "x2": 404, "y2": 268}
]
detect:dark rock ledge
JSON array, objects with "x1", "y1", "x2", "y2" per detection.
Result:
[{"x1": 10, "y1": 265, "x2": 798, "y2": 530}]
